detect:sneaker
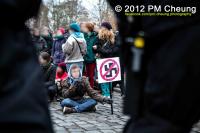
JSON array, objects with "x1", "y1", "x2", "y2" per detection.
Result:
[
  {"x1": 63, "y1": 107, "x2": 76, "y2": 114},
  {"x1": 103, "y1": 95, "x2": 111, "y2": 99}
]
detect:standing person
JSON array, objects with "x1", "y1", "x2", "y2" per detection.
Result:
[
  {"x1": 39, "y1": 52, "x2": 57, "y2": 102},
  {"x1": 93, "y1": 22, "x2": 119, "y2": 97},
  {"x1": 41, "y1": 26, "x2": 53, "y2": 55},
  {"x1": 83, "y1": 22, "x2": 98, "y2": 88},
  {"x1": 62, "y1": 23, "x2": 87, "y2": 73},
  {"x1": 32, "y1": 28, "x2": 48, "y2": 55},
  {"x1": 52, "y1": 27, "x2": 66, "y2": 66},
  {"x1": 0, "y1": 0, "x2": 53, "y2": 132}
]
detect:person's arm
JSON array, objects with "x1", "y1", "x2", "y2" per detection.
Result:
[
  {"x1": 98, "y1": 41, "x2": 117, "y2": 56},
  {"x1": 81, "y1": 39, "x2": 87, "y2": 56},
  {"x1": 62, "y1": 36, "x2": 73, "y2": 55},
  {"x1": 84, "y1": 77, "x2": 112, "y2": 104},
  {"x1": 93, "y1": 38, "x2": 100, "y2": 53},
  {"x1": 61, "y1": 84, "x2": 76, "y2": 98}
]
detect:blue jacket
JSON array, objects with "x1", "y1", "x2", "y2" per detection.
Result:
[{"x1": 52, "y1": 36, "x2": 66, "y2": 65}]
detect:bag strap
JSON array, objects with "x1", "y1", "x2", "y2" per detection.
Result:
[{"x1": 72, "y1": 36, "x2": 83, "y2": 55}]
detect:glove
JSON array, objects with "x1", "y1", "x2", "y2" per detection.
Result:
[{"x1": 103, "y1": 97, "x2": 113, "y2": 104}]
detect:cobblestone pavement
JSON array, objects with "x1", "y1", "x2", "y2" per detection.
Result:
[{"x1": 50, "y1": 91, "x2": 129, "y2": 133}]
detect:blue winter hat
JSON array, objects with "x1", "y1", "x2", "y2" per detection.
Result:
[{"x1": 69, "y1": 23, "x2": 80, "y2": 32}]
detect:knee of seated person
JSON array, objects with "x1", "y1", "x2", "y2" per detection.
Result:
[
  {"x1": 89, "y1": 99, "x2": 97, "y2": 105},
  {"x1": 61, "y1": 98, "x2": 71, "y2": 107}
]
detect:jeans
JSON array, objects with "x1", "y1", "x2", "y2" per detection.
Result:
[
  {"x1": 60, "y1": 98, "x2": 97, "y2": 112},
  {"x1": 66, "y1": 62, "x2": 83, "y2": 74}
]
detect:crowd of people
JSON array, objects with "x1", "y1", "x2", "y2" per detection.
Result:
[{"x1": 31, "y1": 21, "x2": 124, "y2": 114}]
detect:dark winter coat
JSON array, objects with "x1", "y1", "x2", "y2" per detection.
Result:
[
  {"x1": 42, "y1": 63, "x2": 56, "y2": 88},
  {"x1": 84, "y1": 32, "x2": 98, "y2": 63},
  {"x1": 0, "y1": 0, "x2": 53, "y2": 132},
  {"x1": 108, "y1": 0, "x2": 200, "y2": 132},
  {"x1": 95, "y1": 38, "x2": 119, "y2": 58},
  {"x1": 61, "y1": 76, "x2": 105, "y2": 102},
  {"x1": 52, "y1": 36, "x2": 66, "y2": 65},
  {"x1": 32, "y1": 35, "x2": 47, "y2": 54},
  {"x1": 42, "y1": 35, "x2": 53, "y2": 54}
]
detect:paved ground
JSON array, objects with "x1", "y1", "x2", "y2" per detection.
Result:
[
  {"x1": 50, "y1": 90, "x2": 200, "y2": 133},
  {"x1": 50, "y1": 91, "x2": 129, "y2": 133}
]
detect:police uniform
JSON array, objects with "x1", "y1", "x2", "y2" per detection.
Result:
[
  {"x1": 108, "y1": 0, "x2": 200, "y2": 132},
  {"x1": 0, "y1": 0, "x2": 53, "y2": 132}
]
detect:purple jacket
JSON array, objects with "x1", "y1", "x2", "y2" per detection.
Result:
[{"x1": 52, "y1": 37, "x2": 66, "y2": 65}]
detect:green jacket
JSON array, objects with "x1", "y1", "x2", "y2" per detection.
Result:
[{"x1": 84, "y1": 32, "x2": 98, "y2": 63}]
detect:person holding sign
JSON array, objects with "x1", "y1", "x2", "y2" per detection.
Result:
[{"x1": 93, "y1": 22, "x2": 119, "y2": 97}]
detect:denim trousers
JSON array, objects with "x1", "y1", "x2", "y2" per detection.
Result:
[{"x1": 60, "y1": 98, "x2": 97, "y2": 112}]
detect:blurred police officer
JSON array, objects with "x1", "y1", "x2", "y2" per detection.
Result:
[
  {"x1": 108, "y1": 0, "x2": 200, "y2": 132},
  {"x1": 0, "y1": 0, "x2": 53, "y2": 132}
]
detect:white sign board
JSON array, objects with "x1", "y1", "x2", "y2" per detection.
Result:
[{"x1": 96, "y1": 57, "x2": 121, "y2": 83}]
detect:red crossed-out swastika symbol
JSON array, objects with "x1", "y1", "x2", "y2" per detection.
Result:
[{"x1": 100, "y1": 59, "x2": 120, "y2": 81}]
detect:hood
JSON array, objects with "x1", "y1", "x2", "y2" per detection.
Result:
[
  {"x1": 70, "y1": 32, "x2": 84, "y2": 39},
  {"x1": 68, "y1": 64, "x2": 82, "y2": 84}
]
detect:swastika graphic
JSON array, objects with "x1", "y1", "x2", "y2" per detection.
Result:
[{"x1": 104, "y1": 63, "x2": 117, "y2": 78}]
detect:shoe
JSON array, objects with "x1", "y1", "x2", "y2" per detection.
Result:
[
  {"x1": 90, "y1": 106, "x2": 96, "y2": 112},
  {"x1": 63, "y1": 107, "x2": 76, "y2": 114},
  {"x1": 103, "y1": 95, "x2": 111, "y2": 99}
]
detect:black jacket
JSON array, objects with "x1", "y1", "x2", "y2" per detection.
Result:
[
  {"x1": 0, "y1": 0, "x2": 53, "y2": 132},
  {"x1": 108, "y1": 0, "x2": 200, "y2": 132},
  {"x1": 32, "y1": 35, "x2": 48, "y2": 55},
  {"x1": 42, "y1": 64, "x2": 56, "y2": 88},
  {"x1": 95, "y1": 37, "x2": 120, "y2": 58}
]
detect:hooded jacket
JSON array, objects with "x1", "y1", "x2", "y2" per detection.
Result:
[
  {"x1": 61, "y1": 65, "x2": 104, "y2": 102},
  {"x1": 62, "y1": 32, "x2": 87, "y2": 63}
]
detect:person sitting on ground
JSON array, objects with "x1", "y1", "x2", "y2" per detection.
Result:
[
  {"x1": 60, "y1": 64, "x2": 112, "y2": 114},
  {"x1": 39, "y1": 52, "x2": 57, "y2": 102},
  {"x1": 55, "y1": 62, "x2": 68, "y2": 98}
]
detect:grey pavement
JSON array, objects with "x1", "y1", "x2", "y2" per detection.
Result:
[
  {"x1": 50, "y1": 91, "x2": 129, "y2": 133},
  {"x1": 50, "y1": 90, "x2": 200, "y2": 133}
]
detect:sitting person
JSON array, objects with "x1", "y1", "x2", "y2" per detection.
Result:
[
  {"x1": 55, "y1": 62, "x2": 68, "y2": 98},
  {"x1": 39, "y1": 52, "x2": 56, "y2": 101},
  {"x1": 60, "y1": 64, "x2": 112, "y2": 114}
]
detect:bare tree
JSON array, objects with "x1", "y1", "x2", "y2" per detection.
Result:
[{"x1": 27, "y1": 0, "x2": 117, "y2": 31}]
